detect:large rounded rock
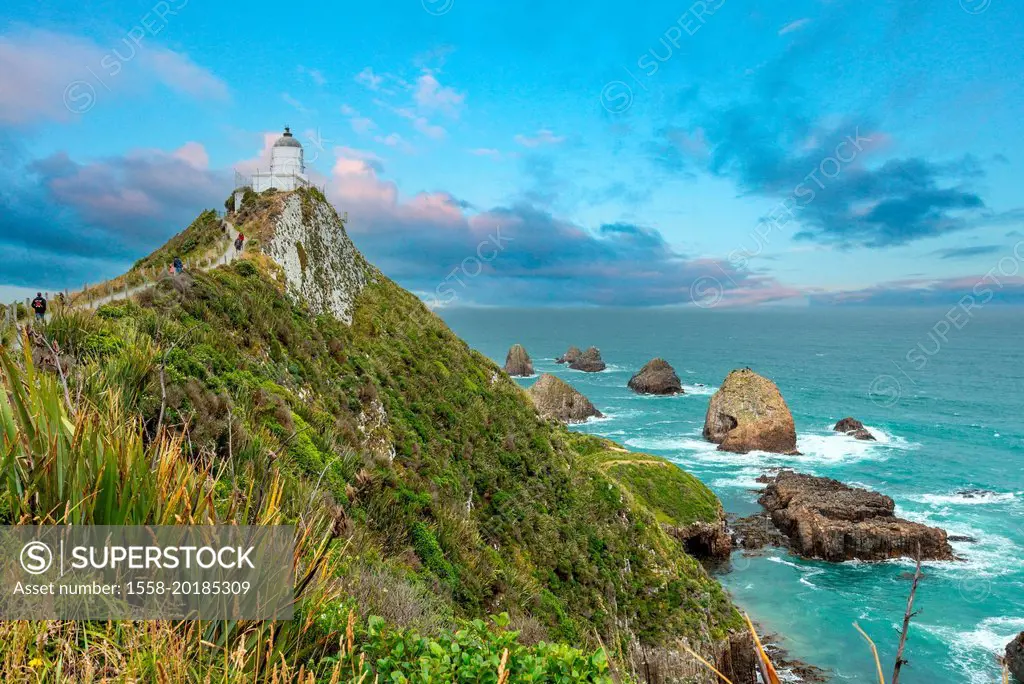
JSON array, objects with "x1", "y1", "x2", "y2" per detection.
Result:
[
  {"x1": 1007, "y1": 632, "x2": 1024, "y2": 683},
  {"x1": 555, "y1": 346, "x2": 581, "y2": 364},
  {"x1": 628, "y1": 358, "x2": 682, "y2": 395},
  {"x1": 528, "y1": 374, "x2": 602, "y2": 423},
  {"x1": 503, "y1": 344, "x2": 534, "y2": 377},
  {"x1": 833, "y1": 416, "x2": 876, "y2": 441},
  {"x1": 703, "y1": 368, "x2": 798, "y2": 454},
  {"x1": 569, "y1": 346, "x2": 606, "y2": 372}
]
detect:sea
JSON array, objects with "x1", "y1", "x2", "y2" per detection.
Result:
[{"x1": 439, "y1": 306, "x2": 1024, "y2": 684}]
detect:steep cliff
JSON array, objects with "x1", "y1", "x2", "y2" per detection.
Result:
[{"x1": 261, "y1": 190, "x2": 370, "y2": 324}]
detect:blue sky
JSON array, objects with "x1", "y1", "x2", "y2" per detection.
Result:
[{"x1": 2, "y1": 0, "x2": 1023, "y2": 307}]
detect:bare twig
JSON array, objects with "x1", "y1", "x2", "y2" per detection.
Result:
[{"x1": 892, "y1": 544, "x2": 923, "y2": 684}]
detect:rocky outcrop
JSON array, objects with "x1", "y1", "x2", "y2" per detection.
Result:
[
  {"x1": 730, "y1": 513, "x2": 789, "y2": 551},
  {"x1": 833, "y1": 417, "x2": 876, "y2": 441},
  {"x1": 1006, "y1": 632, "x2": 1024, "y2": 683},
  {"x1": 703, "y1": 368, "x2": 798, "y2": 454},
  {"x1": 503, "y1": 344, "x2": 534, "y2": 377},
  {"x1": 263, "y1": 191, "x2": 370, "y2": 324},
  {"x1": 669, "y1": 520, "x2": 731, "y2": 560},
  {"x1": 528, "y1": 374, "x2": 602, "y2": 423},
  {"x1": 569, "y1": 346, "x2": 606, "y2": 372},
  {"x1": 555, "y1": 346, "x2": 581, "y2": 364},
  {"x1": 628, "y1": 358, "x2": 682, "y2": 395},
  {"x1": 758, "y1": 471, "x2": 955, "y2": 562}
]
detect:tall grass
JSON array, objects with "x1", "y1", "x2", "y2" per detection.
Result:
[{"x1": 0, "y1": 341, "x2": 347, "y2": 681}]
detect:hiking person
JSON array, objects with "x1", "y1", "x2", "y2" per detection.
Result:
[
  {"x1": 173, "y1": 256, "x2": 183, "y2": 274},
  {"x1": 31, "y1": 293, "x2": 47, "y2": 323},
  {"x1": 234, "y1": 232, "x2": 245, "y2": 254}
]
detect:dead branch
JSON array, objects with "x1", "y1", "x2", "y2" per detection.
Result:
[{"x1": 892, "y1": 543, "x2": 923, "y2": 684}]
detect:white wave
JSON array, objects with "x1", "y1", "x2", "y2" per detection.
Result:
[
  {"x1": 917, "y1": 616, "x2": 1024, "y2": 684},
  {"x1": 711, "y1": 473, "x2": 764, "y2": 490},
  {"x1": 908, "y1": 491, "x2": 1020, "y2": 507},
  {"x1": 682, "y1": 383, "x2": 717, "y2": 396},
  {"x1": 764, "y1": 555, "x2": 825, "y2": 590},
  {"x1": 893, "y1": 509, "x2": 1021, "y2": 578}
]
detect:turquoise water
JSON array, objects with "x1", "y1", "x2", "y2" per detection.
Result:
[{"x1": 439, "y1": 306, "x2": 1024, "y2": 683}]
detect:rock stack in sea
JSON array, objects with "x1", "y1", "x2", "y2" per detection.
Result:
[
  {"x1": 555, "y1": 346, "x2": 582, "y2": 364},
  {"x1": 628, "y1": 358, "x2": 683, "y2": 395},
  {"x1": 528, "y1": 374, "x2": 602, "y2": 423},
  {"x1": 569, "y1": 346, "x2": 606, "y2": 372},
  {"x1": 833, "y1": 417, "x2": 876, "y2": 441},
  {"x1": 703, "y1": 368, "x2": 798, "y2": 454},
  {"x1": 503, "y1": 344, "x2": 534, "y2": 377},
  {"x1": 1007, "y1": 633, "x2": 1024, "y2": 683},
  {"x1": 758, "y1": 470, "x2": 955, "y2": 562}
]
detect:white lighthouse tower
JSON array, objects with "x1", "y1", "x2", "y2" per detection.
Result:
[{"x1": 251, "y1": 127, "x2": 309, "y2": 192}]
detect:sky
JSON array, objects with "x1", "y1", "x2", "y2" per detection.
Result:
[{"x1": 2, "y1": 0, "x2": 1023, "y2": 308}]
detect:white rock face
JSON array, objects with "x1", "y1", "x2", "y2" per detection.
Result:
[{"x1": 264, "y1": 193, "x2": 369, "y2": 324}]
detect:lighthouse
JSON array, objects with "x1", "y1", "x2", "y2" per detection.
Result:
[{"x1": 251, "y1": 127, "x2": 309, "y2": 192}]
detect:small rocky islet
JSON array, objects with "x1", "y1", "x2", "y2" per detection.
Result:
[
  {"x1": 628, "y1": 358, "x2": 683, "y2": 395},
  {"x1": 502, "y1": 343, "x2": 534, "y2": 377},
  {"x1": 833, "y1": 416, "x2": 876, "y2": 441},
  {"x1": 703, "y1": 368, "x2": 799, "y2": 454}
]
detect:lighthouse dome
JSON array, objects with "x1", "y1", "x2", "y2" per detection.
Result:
[{"x1": 273, "y1": 127, "x2": 302, "y2": 148}]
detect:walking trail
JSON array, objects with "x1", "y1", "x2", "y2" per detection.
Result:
[
  {"x1": 81, "y1": 220, "x2": 240, "y2": 311},
  {"x1": 4, "y1": 220, "x2": 242, "y2": 349}
]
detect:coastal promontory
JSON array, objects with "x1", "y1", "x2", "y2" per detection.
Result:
[
  {"x1": 758, "y1": 471, "x2": 954, "y2": 562},
  {"x1": 628, "y1": 358, "x2": 683, "y2": 395},
  {"x1": 703, "y1": 368, "x2": 798, "y2": 454},
  {"x1": 528, "y1": 373, "x2": 602, "y2": 423}
]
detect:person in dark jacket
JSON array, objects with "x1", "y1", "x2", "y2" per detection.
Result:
[
  {"x1": 31, "y1": 293, "x2": 47, "y2": 322},
  {"x1": 173, "y1": 256, "x2": 184, "y2": 274}
]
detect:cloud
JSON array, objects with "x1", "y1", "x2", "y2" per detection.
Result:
[
  {"x1": 323, "y1": 147, "x2": 797, "y2": 307},
  {"x1": 355, "y1": 67, "x2": 384, "y2": 91},
  {"x1": 373, "y1": 98, "x2": 447, "y2": 139},
  {"x1": 413, "y1": 72, "x2": 465, "y2": 118},
  {"x1": 142, "y1": 47, "x2": 229, "y2": 100},
  {"x1": 778, "y1": 18, "x2": 812, "y2": 36},
  {"x1": 0, "y1": 28, "x2": 227, "y2": 126},
  {"x1": 810, "y1": 272, "x2": 1024, "y2": 307},
  {"x1": 514, "y1": 129, "x2": 566, "y2": 148},
  {"x1": 469, "y1": 148, "x2": 502, "y2": 158},
  {"x1": 340, "y1": 104, "x2": 378, "y2": 135},
  {"x1": 281, "y1": 93, "x2": 310, "y2": 114},
  {"x1": 297, "y1": 65, "x2": 326, "y2": 86},
  {"x1": 932, "y1": 245, "x2": 1001, "y2": 260},
  {"x1": 0, "y1": 134, "x2": 227, "y2": 289},
  {"x1": 654, "y1": 93, "x2": 989, "y2": 247}
]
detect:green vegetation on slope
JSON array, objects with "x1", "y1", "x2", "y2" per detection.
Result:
[
  {"x1": 6, "y1": 196, "x2": 744, "y2": 679},
  {"x1": 132, "y1": 209, "x2": 226, "y2": 272},
  {"x1": 581, "y1": 440, "x2": 722, "y2": 527}
]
